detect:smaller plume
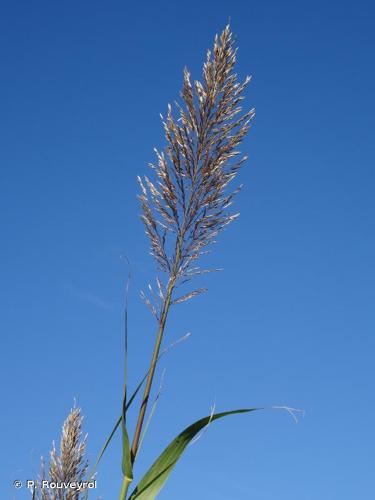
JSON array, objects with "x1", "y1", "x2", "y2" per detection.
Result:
[{"x1": 32, "y1": 406, "x2": 89, "y2": 499}]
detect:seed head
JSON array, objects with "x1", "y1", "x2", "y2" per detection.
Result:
[{"x1": 139, "y1": 25, "x2": 254, "y2": 305}]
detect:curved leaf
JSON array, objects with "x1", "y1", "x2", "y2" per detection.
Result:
[{"x1": 129, "y1": 408, "x2": 259, "y2": 499}]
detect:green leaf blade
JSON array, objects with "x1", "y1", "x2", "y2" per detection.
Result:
[{"x1": 129, "y1": 408, "x2": 259, "y2": 500}]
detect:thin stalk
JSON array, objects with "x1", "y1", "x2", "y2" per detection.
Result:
[
  {"x1": 130, "y1": 240, "x2": 184, "y2": 463},
  {"x1": 130, "y1": 278, "x2": 175, "y2": 462}
]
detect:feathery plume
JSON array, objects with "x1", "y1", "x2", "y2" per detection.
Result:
[
  {"x1": 138, "y1": 24, "x2": 254, "y2": 307},
  {"x1": 33, "y1": 406, "x2": 89, "y2": 499}
]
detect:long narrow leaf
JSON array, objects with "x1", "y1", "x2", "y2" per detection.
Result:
[
  {"x1": 86, "y1": 375, "x2": 145, "y2": 483},
  {"x1": 129, "y1": 408, "x2": 260, "y2": 499},
  {"x1": 121, "y1": 269, "x2": 133, "y2": 481},
  {"x1": 87, "y1": 333, "x2": 192, "y2": 481}
]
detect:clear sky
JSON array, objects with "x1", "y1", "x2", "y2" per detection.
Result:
[{"x1": 1, "y1": 1, "x2": 374, "y2": 499}]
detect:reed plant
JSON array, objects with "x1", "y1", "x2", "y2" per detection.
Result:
[
  {"x1": 116, "y1": 23, "x2": 257, "y2": 500},
  {"x1": 32, "y1": 24, "x2": 295, "y2": 500}
]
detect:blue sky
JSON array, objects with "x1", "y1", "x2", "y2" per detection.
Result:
[{"x1": 1, "y1": 1, "x2": 374, "y2": 499}]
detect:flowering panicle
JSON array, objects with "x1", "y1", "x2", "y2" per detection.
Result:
[
  {"x1": 33, "y1": 406, "x2": 88, "y2": 500},
  {"x1": 138, "y1": 25, "x2": 254, "y2": 314}
]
